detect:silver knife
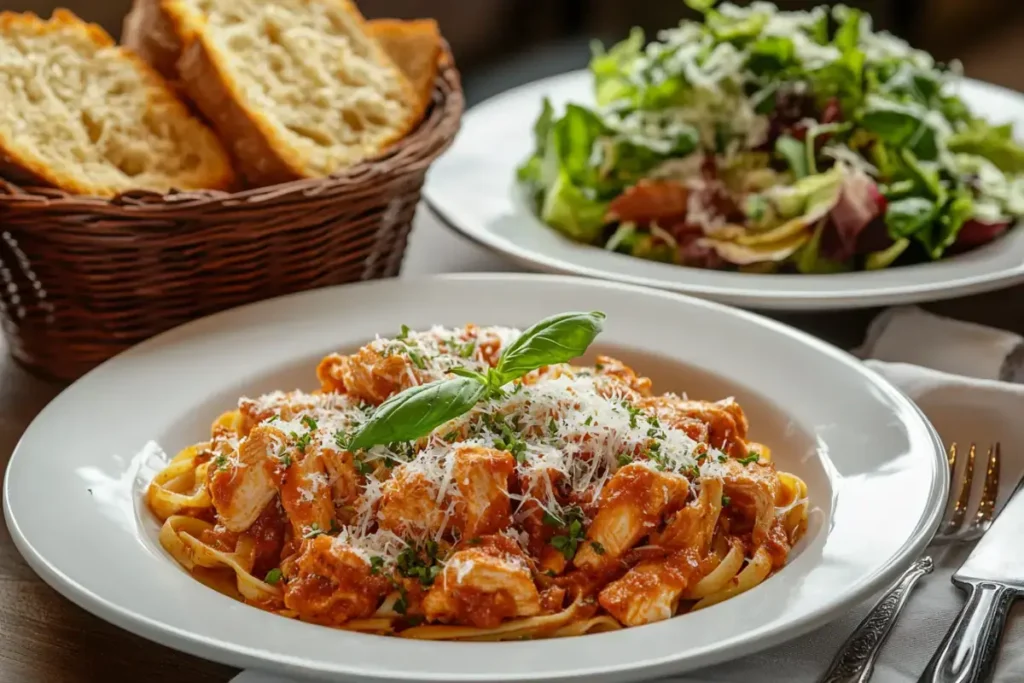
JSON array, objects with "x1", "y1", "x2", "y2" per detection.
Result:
[{"x1": 918, "y1": 474, "x2": 1024, "y2": 683}]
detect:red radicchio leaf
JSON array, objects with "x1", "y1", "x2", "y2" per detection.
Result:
[
  {"x1": 953, "y1": 218, "x2": 1012, "y2": 251},
  {"x1": 819, "y1": 173, "x2": 887, "y2": 262},
  {"x1": 677, "y1": 234, "x2": 726, "y2": 269}
]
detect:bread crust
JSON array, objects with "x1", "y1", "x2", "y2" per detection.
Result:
[
  {"x1": 367, "y1": 18, "x2": 442, "y2": 127},
  {"x1": 161, "y1": 0, "x2": 421, "y2": 184},
  {"x1": 0, "y1": 9, "x2": 235, "y2": 196},
  {"x1": 121, "y1": 0, "x2": 183, "y2": 85}
]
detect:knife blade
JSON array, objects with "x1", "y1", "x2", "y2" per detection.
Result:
[
  {"x1": 954, "y1": 472, "x2": 1024, "y2": 587},
  {"x1": 918, "y1": 471, "x2": 1024, "y2": 683}
]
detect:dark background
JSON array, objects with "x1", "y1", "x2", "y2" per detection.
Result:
[{"x1": 18, "y1": 0, "x2": 1024, "y2": 106}]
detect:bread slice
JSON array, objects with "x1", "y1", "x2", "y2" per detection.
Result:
[
  {"x1": 366, "y1": 19, "x2": 442, "y2": 127},
  {"x1": 0, "y1": 10, "x2": 234, "y2": 197},
  {"x1": 162, "y1": 0, "x2": 422, "y2": 186},
  {"x1": 122, "y1": 0, "x2": 183, "y2": 86}
]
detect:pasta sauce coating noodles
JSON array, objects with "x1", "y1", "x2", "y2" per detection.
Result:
[{"x1": 147, "y1": 321, "x2": 809, "y2": 640}]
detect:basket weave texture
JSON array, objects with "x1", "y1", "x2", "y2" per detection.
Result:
[{"x1": 0, "y1": 49, "x2": 463, "y2": 382}]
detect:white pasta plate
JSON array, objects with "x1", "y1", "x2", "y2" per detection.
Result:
[
  {"x1": 423, "y1": 71, "x2": 1024, "y2": 310},
  {"x1": 4, "y1": 274, "x2": 946, "y2": 682}
]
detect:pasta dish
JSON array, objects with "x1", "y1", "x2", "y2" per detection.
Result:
[{"x1": 147, "y1": 311, "x2": 808, "y2": 640}]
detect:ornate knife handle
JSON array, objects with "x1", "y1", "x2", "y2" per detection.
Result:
[
  {"x1": 917, "y1": 580, "x2": 1018, "y2": 683},
  {"x1": 819, "y1": 556, "x2": 935, "y2": 683}
]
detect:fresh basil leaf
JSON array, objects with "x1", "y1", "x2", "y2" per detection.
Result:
[
  {"x1": 347, "y1": 378, "x2": 488, "y2": 451},
  {"x1": 885, "y1": 196, "x2": 938, "y2": 238},
  {"x1": 493, "y1": 311, "x2": 606, "y2": 385},
  {"x1": 775, "y1": 135, "x2": 809, "y2": 179},
  {"x1": 449, "y1": 366, "x2": 489, "y2": 384}
]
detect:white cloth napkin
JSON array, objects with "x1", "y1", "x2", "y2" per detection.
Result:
[{"x1": 232, "y1": 306, "x2": 1024, "y2": 683}]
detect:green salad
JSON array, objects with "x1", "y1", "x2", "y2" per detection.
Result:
[{"x1": 517, "y1": 0, "x2": 1024, "y2": 273}]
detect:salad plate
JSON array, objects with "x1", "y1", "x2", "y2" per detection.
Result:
[
  {"x1": 424, "y1": 3, "x2": 1024, "y2": 310},
  {"x1": 5, "y1": 274, "x2": 946, "y2": 681}
]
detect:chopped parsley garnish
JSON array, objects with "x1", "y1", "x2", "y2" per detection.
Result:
[
  {"x1": 264, "y1": 568, "x2": 283, "y2": 585},
  {"x1": 291, "y1": 430, "x2": 313, "y2": 453},
  {"x1": 303, "y1": 523, "x2": 325, "y2": 539},
  {"x1": 443, "y1": 430, "x2": 460, "y2": 443},
  {"x1": 622, "y1": 401, "x2": 642, "y2": 429},
  {"x1": 545, "y1": 505, "x2": 587, "y2": 560},
  {"x1": 394, "y1": 586, "x2": 409, "y2": 615},
  {"x1": 354, "y1": 457, "x2": 374, "y2": 476},
  {"x1": 551, "y1": 521, "x2": 585, "y2": 560},
  {"x1": 278, "y1": 452, "x2": 292, "y2": 468},
  {"x1": 548, "y1": 417, "x2": 558, "y2": 436},
  {"x1": 333, "y1": 430, "x2": 350, "y2": 451},
  {"x1": 718, "y1": 454, "x2": 728, "y2": 463},
  {"x1": 493, "y1": 420, "x2": 528, "y2": 463},
  {"x1": 369, "y1": 556, "x2": 385, "y2": 575},
  {"x1": 301, "y1": 415, "x2": 318, "y2": 431},
  {"x1": 544, "y1": 569, "x2": 557, "y2": 577},
  {"x1": 595, "y1": 363, "x2": 604, "y2": 371},
  {"x1": 267, "y1": 415, "x2": 279, "y2": 423},
  {"x1": 583, "y1": 415, "x2": 593, "y2": 426},
  {"x1": 397, "y1": 324, "x2": 411, "y2": 340},
  {"x1": 396, "y1": 541, "x2": 444, "y2": 587},
  {"x1": 739, "y1": 452, "x2": 761, "y2": 465},
  {"x1": 459, "y1": 340, "x2": 476, "y2": 358},
  {"x1": 617, "y1": 453, "x2": 633, "y2": 467},
  {"x1": 213, "y1": 454, "x2": 228, "y2": 470},
  {"x1": 721, "y1": 495, "x2": 732, "y2": 507},
  {"x1": 407, "y1": 349, "x2": 427, "y2": 370},
  {"x1": 590, "y1": 541, "x2": 606, "y2": 555}
]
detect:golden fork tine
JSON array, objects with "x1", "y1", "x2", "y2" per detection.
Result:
[
  {"x1": 944, "y1": 442, "x2": 976, "y2": 535},
  {"x1": 972, "y1": 443, "x2": 1001, "y2": 530}
]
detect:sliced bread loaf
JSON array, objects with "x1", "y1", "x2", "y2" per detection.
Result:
[
  {"x1": 163, "y1": 0, "x2": 421, "y2": 186},
  {"x1": 122, "y1": 0, "x2": 183, "y2": 86},
  {"x1": 0, "y1": 10, "x2": 234, "y2": 197},
  {"x1": 366, "y1": 19, "x2": 442, "y2": 127}
]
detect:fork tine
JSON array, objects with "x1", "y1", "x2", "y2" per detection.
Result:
[
  {"x1": 942, "y1": 442, "x2": 976, "y2": 536},
  {"x1": 970, "y1": 443, "x2": 1001, "y2": 533}
]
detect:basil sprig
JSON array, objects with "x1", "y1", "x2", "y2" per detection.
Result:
[{"x1": 345, "y1": 311, "x2": 605, "y2": 451}]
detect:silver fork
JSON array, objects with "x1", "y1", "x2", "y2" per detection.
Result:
[{"x1": 818, "y1": 443, "x2": 1002, "y2": 683}]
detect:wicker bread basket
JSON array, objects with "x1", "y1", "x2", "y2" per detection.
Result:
[{"x1": 0, "y1": 48, "x2": 463, "y2": 381}]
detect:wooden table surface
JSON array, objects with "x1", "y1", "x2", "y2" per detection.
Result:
[{"x1": 2, "y1": 212, "x2": 1024, "y2": 682}]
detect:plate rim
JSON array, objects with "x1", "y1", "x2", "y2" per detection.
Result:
[
  {"x1": 4, "y1": 273, "x2": 949, "y2": 681},
  {"x1": 423, "y1": 70, "x2": 1024, "y2": 311}
]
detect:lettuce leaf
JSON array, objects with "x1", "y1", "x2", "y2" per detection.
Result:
[
  {"x1": 884, "y1": 196, "x2": 937, "y2": 238},
  {"x1": 540, "y1": 171, "x2": 608, "y2": 242},
  {"x1": 947, "y1": 120, "x2": 1024, "y2": 174},
  {"x1": 590, "y1": 28, "x2": 645, "y2": 108},
  {"x1": 775, "y1": 135, "x2": 808, "y2": 179}
]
